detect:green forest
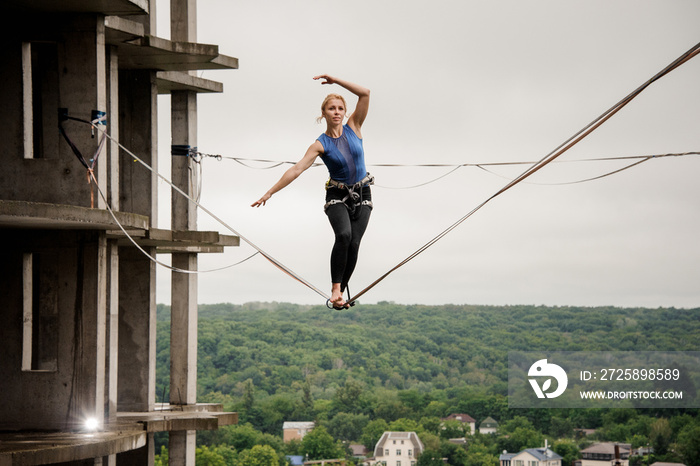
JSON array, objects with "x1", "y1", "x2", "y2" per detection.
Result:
[{"x1": 154, "y1": 302, "x2": 700, "y2": 466}]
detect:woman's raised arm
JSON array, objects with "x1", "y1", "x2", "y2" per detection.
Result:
[{"x1": 313, "y1": 75, "x2": 370, "y2": 135}]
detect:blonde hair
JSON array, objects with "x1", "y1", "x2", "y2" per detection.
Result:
[{"x1": 316, "y1": 93, "x2": 348, "y2": 124}]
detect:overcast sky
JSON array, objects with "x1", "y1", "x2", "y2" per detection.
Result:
[{"x1": 153, "y1": 0, "x2": 700, "y2": 308}]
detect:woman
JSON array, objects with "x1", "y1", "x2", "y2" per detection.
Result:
[{"x1": 252, "y1": 75, "x2": 372, "y2": 309}]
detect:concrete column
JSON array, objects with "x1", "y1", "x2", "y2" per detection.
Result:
[
  {"x1": 118, "y1": 69, "x2": 158, "y2": 222},
  {"x1": 66, "y1": 231, "x2": 108, "y2": 429},
  {"x1": 107, "y1": 241, "x2": 119, "y2": 420},
  {"x1": 169, "y1": 3, "x2": 199, "y2": 465},
  {"x1": 107, "y1": 46, "x2": 120, "y2": 210},
  {"x1": 117, "y1": 247, "x2": 157, "y2": 412},
  {"x1": 95, "y1": 234, "x2": 108, "y2": 427},
  {"x1": 169, "y1": 253, "x2": 198, "y2": 405},
  {"x1": 169, "y1": 91, "x2": 199, "y2": 408},
  {"x1": 171, "y1": 90, "x2": 198, "y2": 230},
  {"x1": 130, "y1": 0, "x2": 157, "y2": 36},
  {"x1": 105, "y1": 33, "x2": 120, "y2": 427},
  {"x1": 171, "y1": 0, "x2": 197, "y2": 42},
  {"x1": 95, "y1": 17, "x2": 107, "y2": 209},
  {"x1": 169, "y1": 431, "x2": 196, "y2": 466}
]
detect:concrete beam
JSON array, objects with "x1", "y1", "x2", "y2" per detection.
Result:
[
  {"x1": 117, "y1": 407, "x2": 238, "y2": 432},
  {"x1": 115, "y1": 35, "x2": 238, "y2": 71},
  {"x1": 0, "y1": 200, "x2": 149, "y2": 230},
  {"x1": 3, "y1": 0, "x2": 148, "y2": 16},
  {"x1": 0, "y1": 429, "x2": 146, "y2": 466},
  {"x1": 106, "y1": 228, "x2": 239, "y2": 249},
  {"x1": 156, "y1": 71, "x2": 224, "y2": 94}
]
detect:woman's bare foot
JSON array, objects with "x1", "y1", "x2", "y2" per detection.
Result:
[{"x1": 330, "y1": 283, "x2": 346, "y2": 308}]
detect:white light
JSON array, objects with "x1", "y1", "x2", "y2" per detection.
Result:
[{"x1": 84, "y1": 417, "x2": 100, "y2": 432}]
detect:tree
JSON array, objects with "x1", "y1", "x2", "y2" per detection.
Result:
[
  {"x1": 361, "y1": 419, "x2": 389, "y2": 451},
  {"x1": 243, "y1": 379, "x2": 255, "y2": 411},
  {"x1": 676, "y1": 423, "x2": 700, "y2": 466},
  {"x1": 154, "y1": 445, "x2": 169, "y2": 466},
  {"x1": 499, "y1": 416, "x2": 535, "y2": 434},
  {"x1": 420, "y1": 416, "x2": 442, "y2": 434},
  {"x1": 326, "y1": 412, "x2": 369, "y2": 442},
  {"x1": 439, "y1": 419, "x2": 467, "y2": 440},
  {"x1": 195, "y1": 445, "x2": 226, "y2": 466},
  {"x1": 389, "y1": 418, "x2": 422, "y2": 434},
  {"x1": 549, "y1": 417, "x2": 574, "y2": 439},
  {"x1": 463, "y1": 443, "x2": 498, "y2": 466},
  {"x1": 553, "y1": 440, "x2": 579, "y2": 466},
  {"x1": 239, "y1": 445, "x2": 278, "y2": 466},
  {"x1": 417, "y1": 448, "x2": 445, "y2": 466},
  {"x1": 649, "y1": 418, "x2": 672, "y2": 456},
  {"x1": 424, "y1": 400, "x2": 448, "y2": 418},
  {"x1": 332, "y1": 377, "x2": 366, "y2": 414},
  {"x1": 301, "y1": 426, "x2": 344, "y2": 460},
  {"x1": 441, "y1": 441, "x2": 469, "y2": 466},
  {"x1": 497, "y1": 426, "x2": 543, "y2": 453},
  {"x1": 302, "y1": 379, "x2": 314, "y2": 414}
]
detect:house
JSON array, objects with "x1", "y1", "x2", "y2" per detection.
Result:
[
  {"x1": 0, "y1": 0, "x2": 238, "y2": 464},
  {"x1": 372, "y1": 431, "x2": 425, "y2": 466},
  {"x1": 350, "y1": 443, "x2": 370, "y2": 459},
  {"x1": 480, "y1": 416, "x2": 499, "y2": 434},
  {"x1": 441, "y1": 413, "x2": 477, "y2": 435},
  {"x1": 500, "y1": 452, "x2": 516, "y2": 466},
  {"x1": 284, "y1": 421, "x2": 316, "y2": 442},
  {"x1": 501, "y1": 441, "x2": 562, "y2": 466},
  {"x1": 578, "y1": 443, "x2": 630, "y2": 466}
]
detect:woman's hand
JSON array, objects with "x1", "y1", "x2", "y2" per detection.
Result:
[
  {"x1": 313, "y1": 74, "x2": 336, "y2": 85},
  {"x1": 251, "y1": 192, "x2": 271, "y2": 207}
]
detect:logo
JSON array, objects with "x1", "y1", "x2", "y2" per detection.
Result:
[{"x1": 528, "y1": 359, "x2": 568, "y2": 398}]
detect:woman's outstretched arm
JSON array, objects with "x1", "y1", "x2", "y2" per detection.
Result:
[{"x1": 251, "y1": 140, "x2": 323, "y2": 207}]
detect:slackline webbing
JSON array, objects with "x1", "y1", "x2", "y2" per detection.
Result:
[{"x1": 344, "y1": 40, "x2": 700, "y2": 306}]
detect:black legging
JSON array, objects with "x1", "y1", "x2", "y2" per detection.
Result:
[{"x1": 325, "y1": 185, "x2": 372, "y2": 292}]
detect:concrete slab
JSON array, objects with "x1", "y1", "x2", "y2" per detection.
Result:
[
  {"x1": 0, "y1": 200, "x2": 149, "y2": 231},
  {"x1": 0, "y1": 406, "x2": 236, "y2": 463},
  {"x1": 107, "y1": 227, "x2": 240, "y2": 252},
  {"x1": 3, "y1": 0, "x2": 148, "y2": 16},
  {"x1": 117, "y1": 404, "x2": 238, "y2": 432},
  {"x1": 105, "y1": 15, "x2": 146, "y2": 45},
  {"x1": 114, "y1": 35, "x2": 238, "y2": 71},
  {"x1": 0, "y1": 427, "x2": 146, "y2": 466},
  {"x1": 156, "y1": 71, "x2": 224, "y2": 94}
]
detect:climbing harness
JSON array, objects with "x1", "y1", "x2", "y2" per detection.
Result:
[{"x1": 323, "y1": 173, "x2": 375, "y2": 215}]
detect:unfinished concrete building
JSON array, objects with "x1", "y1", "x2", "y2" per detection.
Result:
[{"x1": 0, "y1": 0, "x2": 238, "y2": 464}]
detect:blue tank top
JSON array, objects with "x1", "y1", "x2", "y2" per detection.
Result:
[{"x1": 317, "y1": 125, "x2": 367, "y2": 185}]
